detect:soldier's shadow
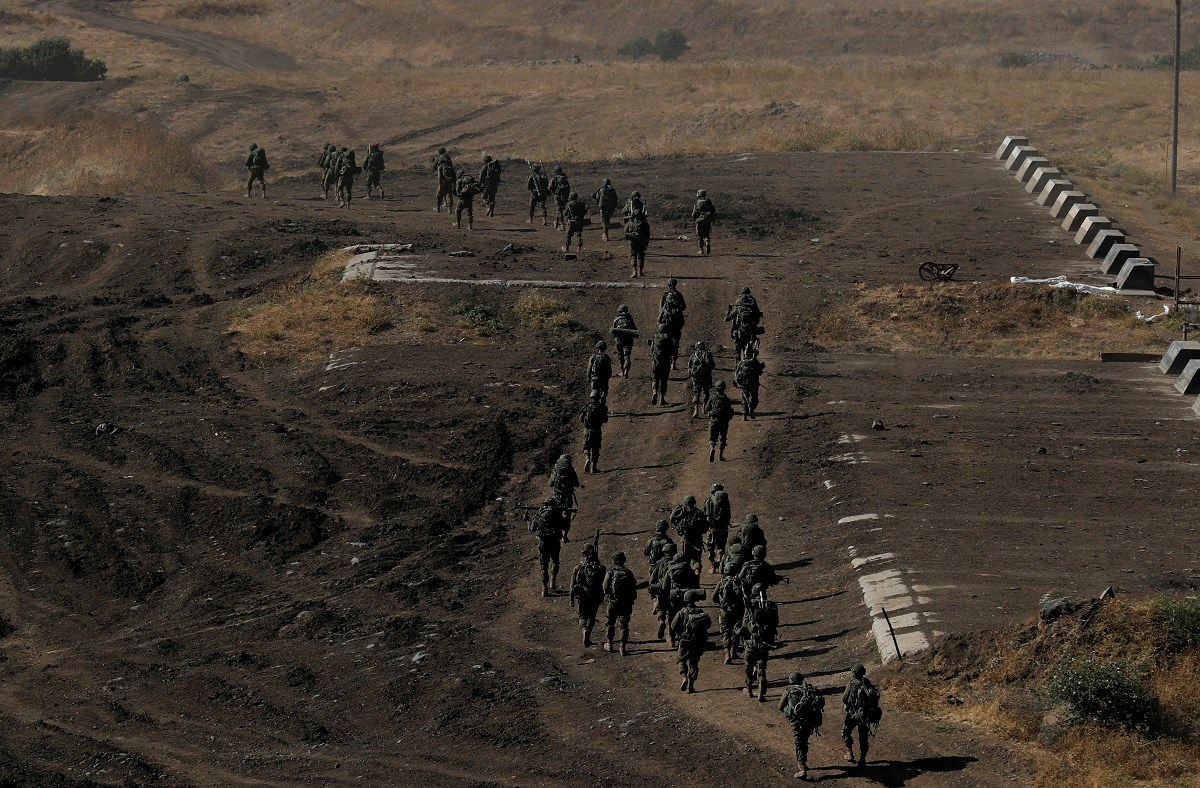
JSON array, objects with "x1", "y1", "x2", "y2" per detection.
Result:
[{"x1": 812, "y1": 755, "x2": 978, "y2": 785}]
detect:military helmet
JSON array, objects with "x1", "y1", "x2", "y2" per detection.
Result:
[
  {"x1": 741, "y1": 287, "x2": 751, "y2": 295},
  {"x1": 340, "y1": 146, "x2": 348, "y2": 152},
  {"x1": 612, "y1": 551, "x2": 626, "y2": 565},
  {"x1": 852, "y1": 664, "x2": 866, "y2": 678},
  {"x1": 750, "y1": 583, "x2": 766, "y2": 597},
  {"x1": 603, "y1": 177, "x2": 611, "y2": 185},
  {"x1": 752, "y1": 545, "x2": 766, "y2": 559},
  {"x1": 631, "y1": 190, "x2": 641, "y2": 198},
  {"x1": 595, "y1": 340, "x2": 607, "y2": 350},
  {"x1": 655, "y1": 519, "x2": 668, "y2": 534},
  {"x1": 618, "y1": 304, "x2": 629, "y2": 313},
  {"x1": 370, "y1": 143, "x2": 379, "y2": 150},
  {"x1": 662, "y1": 541, "x2": 677, "y2": 556},
  {"x1": 668, "y1": 277, "x2": 677, "y2": 287},
  {"x1": 789, "y1": 671, "x2": 804, "y2": 684},
  {"x1": 483, "y1": 154, "x2": 492, "y2": 162},
  {"x1": 555, "y1": 165, "x2": 564, "y2": 174},
  {"x1": 694, "y1": 341, "x2": 704, "y2": 349},
  {"x1": 715, "y1": 380, "x2": 726, "y2": 390},
  {"x1": 590, "y1": 389, "x2": 602, "y2": 399},
  {"x1": 711, "y1": 483, "x2": 723, "y2": 492},
  {"x1": 683, "y1": 495, "x2": 696, "y2": 507},
  {"x1": 683, "y1": 589, "x2": 704, "y2": 603},
  {"x1": 438, "y1": 146, "x2": 447, "y2": 154},
  {"x1": 583, "y1": 543, "x2": 596, "y2": 556},
  {"x1": 745, "y1": 514, "x2": 759, "y2": 523},
  {"x1": 544, "y1": 496, "x2": 557, "y2": 505},
  {"x1": 249, "y1": 143, "x2": 258, "y2": 151},
  {"x1": 558, "y1": 453, "x2": 571, "y2": 464},
  {"x1": 697, "y1": 189, "x2": 706, "y2": 198},
  {"x1": 532, "y1": 163, "x2": 542, "y2": 172}
]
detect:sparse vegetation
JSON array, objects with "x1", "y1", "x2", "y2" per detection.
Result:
[
  {"x1": 1044, "y1": 657, "x2": 1156, "y2": 730},
  {"x1": 618, "y1": 28, "x2": 689, "y2": 61},
  {"x1": 451, "y1": 300, "x2": 504, "y2": 337},
  {"x1": 176, "y1": 1, "x2": 264, "y2": 20},
  {"x1": 1145, "y1": 42, "x2": 1200, "y2": 71},
  {"x1": 997, "y1": 51, "x2": 1034, "y2": 68},
  {"x1": 513, "y1": 292, "x2": 577, "y2": 332},
  {"x1": 0, "y1": 36, "x2": 105, "y2": 81},
  {"x1": 1153, "y1": 596, "x2": 1200, "y2": 654}
]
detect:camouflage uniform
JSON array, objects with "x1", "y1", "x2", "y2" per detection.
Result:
[
  {"x1": 317, "y1": 143, "x2": 335, "y2": 198},
  {"x1": 705, "y1": 381, "x2": 735, "y2": 462},
  {"x1": 569, "y1": 545, "x2": 606, "y2": 646},
  {"x1": 454, "y1": 175, "x2": 485, "y2": 229},
  {"x1": 609, "y1": 305, "x2": 639, "y2": 377},
  {"x1": 670, "y1": 496, "x2": 708, "y2": 573},
  {"x1": 593, "y1": 179, "x2": 620, "y2": 241},
  {"x1": 527, "y1": 165, "x2": 550, "y2": 225},
  {"x1": 549, "y1": 167, "x2": 571, "y2": 230},
  {"x1": 564, "y1": 192, "x2": 588, "y2": 253},
  {"x1": 732, "y1": 514, "x2": 767, "y2": 552},
  {"x1": 245, "y1": 144, "x2": 268, "y2": 198},
  {"x1": 603, "y1": 552, "x2": 638, "y2": 655},
  {"x1": 658, "y1": 301, "x2": 685, "y2": 370},
  {"x1": 691, "y1": 190, "x2": 717, "y2": 255},
  {"x1": 624, "y1": 209, "x2": 651, "y2": 278},
  {"x1": 737, "y1": 584, "x2": 779, "y2": 701},
  {"x1": 434, "y1": 147, "x2": 456, "y2": 212},
  {"x1": 622, "y1": 191, "x2": 645, "y2": 223},
  {"x1": 670, "y1": 590, "x2": 710, "y2": 693},
  {"x1": 643, "y1": 520, "x2": 677, "y2": 570},
  {"x1": 548, "y1": 454, "x2": 580, "y2": 539},
  {"x1": 712, "y1": 572, "x2": 745, "y2": 664},
  {"x1": 735, "y1": 350, "x2": 765, "y2": 420},
  {"x1": 479, "y1": 155, "x2": 502, "y2": 216},
  {"x1": 648, "y1": 543, "x2": 677, "y2": 640},
  {"x1": 530, "y1": 497, "x2": 566, "y2": 596},
  {"x1": 363, "y1": 144, "x2": 385, "y2": 198},
  {"x1": 323, "y1": 147, "x2": 343, "y2": 199},
  {"x1": 580, "y1": 391, "x2": 608, "y2": 473},
  {"x1": 704, "y1": 484, "x2": 731, "y2": 572},
  {"x1": 661, "y1": 553, "x2": 699, "y2": 648},
  {"x1": 722, "y1": 541, "x2": 750, "y2": 578},
  {"x1": 738, "y1": 545, "x2": 789, "y2": 590},
  {"x1": 648, "y1": 328, "x2": 676, "y2": 406},
  {"x1": 336, "y1": 149, "x2": 360, "y2": 208},
  {"x1": 726, "y1": 288, "x2": 763, "y2": 360},
  {"x1": 587, "y1": 341, "x2": 613, "y2": 404},
  {"x1": 841, "y1": 665, "x2": 877, "y2": 767},
  {"x1": 687, "y1": 341, "x2": 715, "y2": 418},
  {"x1": 780, "y1": 672, "x2": 824, "y2": 779}
]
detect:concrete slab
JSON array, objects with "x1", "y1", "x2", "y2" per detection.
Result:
[
  {"x1": 1158, "y1": 340, "x2": 1200, "y2": 375},
  {"x1": 1016, "y1": 156, "x2": 1051, "y2": 183},
  {"x1": 1005, "y1": 146, "x2": 1039, "y2": 172},
  {"x1": 1026, "y1": 166, "x2": 1063, "y2": 195},
  {"x1": 1050, "y1": 190, "x2": 1087, "y2": 220},
  {"x1": 997, "y1": 135, "x2": 1030, "y2": 161},
  {"x1": 1173, "y1": 359, "x2": 1200, "y2": 394},
  {"x1": 1086, "y1": 229, "x2": 1126, "y2": 260},
  {"x1": 1100, "y1": 244, "x2": 1140, "y2": 275},
  {"x1": 1194, "y1": 394, "x2": 1200, "y2": 419},
  {"x1": 1116, "y1": 258, "x2": 1157, "y2": 292},
  {"x1": 1062, "y1": 203, "x2": 1099, "y2": 233},
  {"x1": 1075, "y1": 216, "x2": 1113, "y2": 246},
  {"x1": 1036, "y1": 179, "x2": 1074, "y2": 207}
]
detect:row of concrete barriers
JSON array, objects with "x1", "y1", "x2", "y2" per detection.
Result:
[
  {"x1": 996, "y1": 136, "x2": 1155, "y2": 292},
  {"x1": 1159, "y1": 341, "x2": 1200, "y2": 416}
]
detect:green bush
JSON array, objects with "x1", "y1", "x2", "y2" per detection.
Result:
[
  {"x1": 1152, "y1": 596, "x2": 1200, "y2": 653},
  {"x1": 997, "y1": 51, "x2": 1035, "y2": 69},
  {"x1": 617, "y1": 28, "x2": 689, "y2": 61},
  {"x1": 1146, "y1": 43, "x2": 1200, "y2": 71},
  {"x1": 451, "y1": 300, "x2": 503, "y2": 337},
  {"x1": 1045, "y1": 657, "x2": 1155, "y2": 730},
  {"x1": 0, "y1": 36, "x2": 106, "y2": 81},
  {"x1": 617, "y1": 36, "x2": 655, "y2": 59}
]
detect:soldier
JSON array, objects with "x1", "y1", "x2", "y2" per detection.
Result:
[
  {"x1": 363, "y1": 143, "x2": 386, "y2": 199},
  {"x1": 549, "y1": 454, "x2": 581, "y2": 540},
  {"x1": 687, "y1": 341, "x2": 716, "y2": 419},
  {"x1": 336, "y1": 148, "x2": 360, "y2": 208},
  {"x1": 658, "y1": 299, "x2": 685, "y2": 370},
  {"x1": 660, "y1": 277, "x2": 687, "y2": 313},
  {"x1": 530, "y1": 496, "x2": 567, "y2": 597},
  {"x1": 780, "y1": 671, "x2": 826, "y2": 781},
  {"x1": 570, "y1": 543, "x2": 606, "y2": 647},
  {"x1": 479, "y1": 154, "x2": 502, "y2": 217},
  {"x1": 593, "y1": 178, "x2": 620, "y2": 241},
  {"x1": 644, "y1": 519, "x2": 677, "y2": 567},
  {"x1": 705, "y1": 380, "x2": 735, "y2": 462},
  {"x1": 670, "y1": 494, "x2": 708, "y2": 573},
  {"x1": 610, "y1": 305, "x2": 639, "y2": 378},
  {"x1": 434, "y1": 146, "x2": 456, "y2": 213},
  {"x1": 527, "y1": 164, "x2": 550, "y2": 225},
  {"x1": 587, "y1": 340, "x2": 613, "y2": 404},
  {"x1": 322, "y1": 146, "x2": 343, "y2": 200},
  {"x1": 842, "y1": 664, "x2": 882, "y2": 767},
  {"x1": 603, "y1": 551, "x2": 638, "y2": 656},
  {"x1": 722, "y1": 540, "x2": 750, "y2": 578},
  {"x1": 580, "y1": 389, "x2": 608, "y2": 474},
  {"x1": 563, "y1": 191, "x2": 588, "y2": 254},
  {"x1": 454, "y1": 174, "x2": 485, "y2": 230},
  {"x1": 622, "y1": 190, "x2": 645, "y2": 223},
  {"x1": 661, "y1": 551, "x2": 700, "y2": 648},
  {"x1": 549, "y1": 166, "x2": 571, "y2": 231},
  {"x1": 732, "y1": 513, "x2": 767, "y2": 552},
  {"x1": 735, "y1": 348, "x2": 765, "y2": 420},
  {"x1": 704, "y1": 483, "x2": 731, "y2": 573},
  {"x1": 725, "y1": 287, "x2": 764, "y2": 360},
  {"x1": 317, "y1": 143, "x2": 335, "y2": 197},
  {"x1": 691, "y1": 189, "x2": 717, "y2": 255},
  {"x1": 738, "y1": 544, "x2": 790, "y2": 589},
  {"x1": 648, "y1": 325, "x2": 676, "y2": 406},
  {"x1": 670, "y1": 589, "x2": 711, "y2": 693},
  {"x1": 245, "y1": 143, "x2": 268, "y2": 198},
  {"x1": 712, "y1": 568, "x2": 745, "y2": 665},
  {"x1": 624, "y1": 207, "x2": 651, "y2": 279},
  {"x1": 648, "y1": 541, "x2": 678, "y2": 640},
  {"x1": 737, "y1": 583, "x2": 780, "y2": 701}
]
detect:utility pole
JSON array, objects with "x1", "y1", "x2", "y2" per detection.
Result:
[{"x1": 1172, "y1": 0, "x2": 1182, "y2": 195}]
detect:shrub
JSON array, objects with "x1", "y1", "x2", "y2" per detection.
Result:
[
  {"x1": 998, "y1": 51, "x2": 1034, "y2": 69},
  {"x1": 1146, "y1": 43, "x2": 1200, "y2": 71},
  {"x1": 451, "y1": 300, "x2": 503, "y2": 337},
  {"x1": 1045, "y1": 657, "x2": 1156, "y2": 730},
  {"x1": 653, "y1": 28, "x2": 689, "y2": 62},
  {"x1": 617, "y1": 36, "x2": 655, "y2": 59},
  {"x1": 514, "y1": 292, "x2": 576, "y2": 331},
  {"x1": 0, "y1": 36, "x2": 106, "y2": 81},
  {"x1": 1153, "y1": 596, "x2": 1200, "y2": 653}
]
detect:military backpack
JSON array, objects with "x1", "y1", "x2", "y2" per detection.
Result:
[
  {"x1": 783, "y1": 683, "x2": 825, "y2": 729},
  {"x1": 847, "y1": 679, "x2": 883, "y2": 725}
]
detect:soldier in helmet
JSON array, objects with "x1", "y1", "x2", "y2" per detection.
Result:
[
  {"x1": 245, "y1": 143, "x2": 268, "y2": 198},
  {"x1": 671, "y1": 589, "x2": 711, "y2": 693},
  {"x1": 712, "y1": 557, "x2": 745, "y2": 664},
  {"x1": 550, "y1": 165, "x2": 571, "y2": 231},
  {"x1": 649, "y1": 324, "x2": 676, "y2": 406},
  {"x1": 528, "y1": 164, "x2": 550, "y2": 225},
  {"x1": 688, "y1": 340, "x2": 716, "y2": 419},
  {"x1": 622, "y1": 190, "x2": 645, "y2": 223},
  {"x1": 739, "y1": 544, "x2": 790, "y2": 589},
  {"x1": 781, "y1": 671, "x2": 826, "y2": 780},
  {"x1": 336, "y1": 148, "x2": 360, "y2": 208},
  {"x1": 732, "y1": 513, "x2": 767, "y2": 552},
  {"x1": 705, "y1": 380, "x2": 735, "y2": 462},
  {"x1": 625, "y1": 206, "x2": 651, "y2": 279},
  {"x1": 454, "y1": 173, "x2": 485, "y2": 230},
  {"x1": 593, "y1": 178, "x2": 620, "y2": 241},
  {"x1": 603, "y1": 551, "x2": 638, "y2": 656},
  {"x1": 644, "y1": 519, "x2": 677, "y2": 567},
  {"x1": 317, "y1": 143, "x2": 336, "y2": 198},
  {"x1": 549, "y1": 453, "x2": 581, "y2": 540},
  {"x1": 363, "y1": 143, "x2": 386, "y2": 199},
  {"x1": 587, "y1": 340, "x2": 613, "y2": 404},
  {"x1": 610, "y1": 304, "x2": 639, "y2": 378},
  {"x1": 478, "y1": 154, "x2": 502, "y2": 217},
  {"x1": 735, "y1": 347, "x2": 765, "y2": 420},
  {"x1": 704, "y1": 483, "x2": 731, "y2": 573},
  {"x1": 570, "y1": 543, "x2": 606, "y2": 647},
  {"x1": 529, "y1": 496, "x2": 567, "y2": 597},
  {"x1": 721, "y1": 540, "x2": 750, "y2": 578},
  {"x1": 580, "y1": 389, "x2": 608, "y2": 474},
  {"x1": 433, "y1": 146, "x2": 456, "y2": 212},
  {"x1": 842, "y1": 664, "x2": 881, "y2": 767},
  {"x1": 648, "y1": 541, "x2": 678, "y2": 639},
  {"x1": 737, "y1": 582, "x2": 780, "y2": 701},
  {"x1": 563, "y1": 191, "x2": 588, "y2": 254},
  {"x1": 661, "y1": 551, "x2": 700, "y2": 647},
  {"x1": 691, "y1": 189, "x2": 717, "y2": 255},
  {"x1": 670, "y1": 494, "x2": 708, "y2": 574},
  {"x1": 726, "y1": 286, "x2": 764, "y2": 360}
]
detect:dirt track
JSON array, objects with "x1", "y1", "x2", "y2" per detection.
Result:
[{"x1": 1, "y1": 152, "x2": 1195, "y2": 786}]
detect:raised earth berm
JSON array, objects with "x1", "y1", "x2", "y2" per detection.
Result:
[
  {"x1": 1026, "y1": 165, "x2": 1063, "y2": 195},
  {"x1": 1050, "y1": 190, "x2": 1087, "y2": 220},
  {"x1": 996, "y1": 135, "x2": 1030, "y2": 160},
  {"x1": 1063, "y1": 202, "x2": 1099, "y2": 233},
  {"x1": 1075, "y1": 215, "x2": 1114, "y2": 245},
  {"x1": 1036, "y1": 179, "x2": 1074, "y2": 208},
  {"x1": 1016, "y1": 156, "x2": 1051, "y2": 183},
  {"x1": 1158, "y1": 340, "x2": 1200, "y2": 375},
  {"x1": 1116, "y1": 258, "x2": 1157, "y2": 292},
  {"x1": 1100, "y1": 243, "x2": 1140, "y2": 275},
  {"x1": 1173, "y1": 358, "x2": 1200, "y2": 394},
  {"x1": 1005, "y1": 145, "x2": 1040, "y2": 172},
  {"x1": 1086, "y1": 229, "x2": 1126, "y2": 260}
]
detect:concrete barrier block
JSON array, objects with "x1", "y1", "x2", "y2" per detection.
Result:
[
  {"x1": 1116, "y1": 258, "x2": 1156, "y2": 292},
  {"x1": 1194, "y1": 394, "x2": 1200, "y2": 418},
  {"x1": 1100, "y1": 244, "x2": 1140, "y2": 275},
  {"x1": 1174, "y1": 359, "x2": 1200, "y2": 394},
  {"x1": 1050, "y1": 190, "x2": 1087, "y2": 220},
  {"x1": 1026, "y1": 166, "x2": 1063, "y2": 195},
  {"x1": 1159, "y1": 340, "x2": 1200, "y2": 375},
  {"x1": 1074, "y1": 216, "x2": 1113, "y2": 246},
  {"x1": 997, "y1": 136, "x2": 1030, "y2": 160},
  {"x1": 1062, "y1": 203, "x2": 1099, "y2": 233},
  {"x1": 1005, "y1": 146, "x2": 1039, "y2": 172},
  {"x1": 1016, "y1": 156, "x2": 1051, "y2": 183},
  {"x1": 1037, "y1": 179, "x2": 1074, "y2": 207},
  {"x1": 1086, "y1": 229, "x2": 1126, "y2": 259}
]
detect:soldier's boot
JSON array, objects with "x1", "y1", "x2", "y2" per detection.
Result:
[
  {"x1": 603, "y1": 228, "x2": 610, "y2": 242},
  {"x1": 744, "y1": 680, "x2": 755, "y2": 698},
  {"x1": 590, "y1": 450, "x2": 600, "y2": 473},
  {"x1": 723, "y1": 646, "x2": 733, "y2": 665},
  {"x1": 619, "y1": 638, "x2": 628, "y2": 656},
  {"x1": 709, "y1": 444, "x2": 716, "y2": 463},
  {"x1": 679, "y1": 676, "x2": 689, "y2": 692},
  {"x1": 541, "y1": 579, "x2": 549, "y2": 598},
  {"x1": 583, "y1": 623, "x2": 593, "y2": 647},
  {"x1": 705, "y1": 239, "x2": 712, "y2": 255},
  {"x1": 857, "y1": 744, "x2": 868, "y2": 767},
  {"x1": 719, "y1": 444, "x2": 727, "y2": 462},
  {"x1": 686, "y1": 675, "x2": 697, "y2": 694},
  {"x1": 656, "y1": 619, "x2": 666, "y2": 641},
  {"x1": 549, "y1": 571, "x2": 559, "y2": 592},
  {"x1": 583, "y1": 454, "x2": 592, "y2": 473},
  {"x1": 651, "y1": 386, "x2": 659, "y2": 405},
  {"x1": 844, "y1": 746, "x2": 856, "y2": 764},
  {"x1": 743, "y1": 409, "x2": 749, "y2": 421},
  {"x1": 795, "y1": 761, "x2": 809, "y2": 781},
  {"x1": 758, "y1": 675, "x2": 768, "y2": 702}
]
